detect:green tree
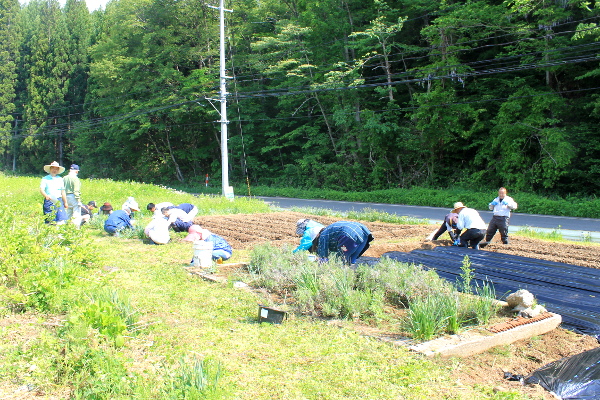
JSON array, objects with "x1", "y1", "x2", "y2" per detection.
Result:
[{"x1": 0, "y1": 0, "x2": 21, "y2": 169}]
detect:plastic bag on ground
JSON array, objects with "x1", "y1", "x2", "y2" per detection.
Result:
[{"x1": 525, "y1": 347, "x2": 600, "y2": 399}]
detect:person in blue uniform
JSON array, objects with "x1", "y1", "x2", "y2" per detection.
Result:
[
  {"x1": 311, "y1": 221, "x2": 373, "y2": 264},
  {"x1": 104, "y1": 207, "x2": 134, "y2": 235}
]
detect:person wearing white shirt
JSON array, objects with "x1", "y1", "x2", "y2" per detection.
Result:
[
  {"x1": 146, "y1": 202, "x2": 174, "y2": 219},
  {"x1": 453, "y1": 202, "x2": 487, "y2": 249},
  {"x1": 144, "y1": 216, "x2": 171, "y2": 244},
  {"x1": 485, "y1": 187, "x2": 518, "y2": 245}
]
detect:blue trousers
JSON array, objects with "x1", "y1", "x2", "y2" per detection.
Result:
[{"x1": 43, "y1": 199, "x2": 68, "y2": 223}]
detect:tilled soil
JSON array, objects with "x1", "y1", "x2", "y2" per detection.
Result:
[
  {"x1": 193, "y1": 211, "x2": 600, "y2": 399},
  {"x1": 194, "y1": 211, "x2": 600, "y2": 269}
]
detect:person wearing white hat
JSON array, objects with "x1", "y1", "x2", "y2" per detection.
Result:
[
  {"x1": 452, "y1": 202, "x2": 487, "y2": 250},
  {"x1": 39, "y1": 161, "x2": 69, "y2": 224},
  {"x1": 121, "y1": 197, "x2": 140, "y2": 219}
]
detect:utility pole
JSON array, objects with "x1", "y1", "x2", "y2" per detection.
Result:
[
  {"x1": 208, "y1": 0, "x2": 233, "y2": 198},
  {"x1": 12, "y1": 118, "x2": 18, "y2": 172}
]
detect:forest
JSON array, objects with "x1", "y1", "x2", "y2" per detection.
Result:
[{"x1": 1, "y1": 0, "x2": 600, "y2": 195}]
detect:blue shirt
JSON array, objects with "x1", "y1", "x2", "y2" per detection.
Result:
[
  {"x1": 206, "y1": 233, "x2": 232, "y2": 253},
  {"x1": 293, "y1": 220, "x2": 324, "y2": 253},
  {"x1": 316, "y1": 221, "x2": 371, "y2": 259},
  {"x1": 104, "y1": 210, "x2": 133, "y2": 231},
  {"x1": 176, "y1": 203, "x2": 195, "y2": 213},
  {"x1": 40, "y1": 175, "x2": 65, "y2": 201}
]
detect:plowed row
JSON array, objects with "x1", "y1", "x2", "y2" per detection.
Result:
[{"x1": 193, "y1": 211, "x2": 600, "y2": 268}]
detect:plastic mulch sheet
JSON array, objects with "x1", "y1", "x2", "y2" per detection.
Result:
[
  {"x1": 381, "y1": 246, "x2": 600, "y2": 339},
  {"x1": 525, "y1": 347, "x2": 600, "y2": 399}
]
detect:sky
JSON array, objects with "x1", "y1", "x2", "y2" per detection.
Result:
[{"x1": 20, "y1": 0, "x2": 110, "y2": 12}]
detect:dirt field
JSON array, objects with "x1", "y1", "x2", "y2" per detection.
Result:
[{"x1": 195, "y1": 211, "x2": 600, "y2": 399}]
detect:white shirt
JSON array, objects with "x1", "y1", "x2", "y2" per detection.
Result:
[
  {"x1": 144, "y1": 217, "x2": 171, "y2": 244},
  {"x1": 456, "y1": 208, "x2": 487, "y2": 230},
  {"x1": 489, "y1": 195, "x2": 517, "y2": 217},
  {"x1": 166, "y1": 208, "x2": 193, "y2": 223},
  {"x1": 153, "y1": 202, "x2": 174, "y2": 218}
]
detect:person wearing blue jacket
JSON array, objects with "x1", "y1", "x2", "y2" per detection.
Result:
[
  {"x1": 104, "y1": 208, "x2": 134, "y2": 235},
  {"x1": 184, "y1": 225, "x2": 232, "y2": 261},
  {"x1": 312, "y1": 221, "x2": 374, "y2": 264},
  {"x1": 293, "y1": 219, "x2": 325, "y2": 253}
]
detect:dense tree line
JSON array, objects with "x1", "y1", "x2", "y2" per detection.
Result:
[{"x1": 1, "y1": 0, "x2": 600, "y2": 195}]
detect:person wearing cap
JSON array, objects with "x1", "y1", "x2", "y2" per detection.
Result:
[
  {"x1": 147, "y1": 202, "x2": 174, "y2": 219},
  {"x1": 184, "y1": 225, "x2": 232, "y2": 261},
  {"x1": 484, "y1": 187, "x2": 518, "y2": 245},
  {"x1": 104, "y1": 207, "x2": 134, "y2": 235},
  {"x1": 453, "y1": 202, "x2": 487, "y2": 250},
  {"x1": 99, "y1": 202, "x2": 113, "y2": 215},
  {"x1": 311, "y1": 221, "x2": 374, "y2": 265},
  {"x1": 293, "y1": 219, "x2": 324, "y2": 253},
  {"x1": 427, "y1": 212, "x2": 461, "y2": 241},
  {"x1": 144, "y1": 215, "x2": 171, "y2": 244},
  {"x1": 63, "y1": 164, "x2": 82, "y2": 225},
  {"x1": 39, "y1": 161, "x2": 69, "y2": 224},
  {"x1": 80, "y1": 201, "x2": 97, "y2": 225}
]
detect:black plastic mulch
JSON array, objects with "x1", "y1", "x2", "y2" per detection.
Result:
[{"x1": 381, "y1": 246, "x2": 600, "y2": 340}]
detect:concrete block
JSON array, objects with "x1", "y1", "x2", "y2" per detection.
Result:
[{"x1": 407, "y1": 313, "x2": 562, "y2": 358}]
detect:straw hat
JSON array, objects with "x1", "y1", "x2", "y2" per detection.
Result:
[
  {"x1": 43, "y1": 161, "x2": 65, "y2": 174},
  {"x1": 452, "y1": 202, "x2": 466, "y2": 213}
]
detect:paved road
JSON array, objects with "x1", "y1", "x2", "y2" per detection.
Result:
[{"x1": 256, "y1": 196, "x2": 600, "y2": 233}]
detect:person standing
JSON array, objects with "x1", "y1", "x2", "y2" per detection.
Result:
[
  {"x1": 453, "y1": 202, "x2": 487, "y2": 250},
  {"x1": 485, "y1": 187, "x2": 518, "y2": 245},
  {"x1": 39, "y1": 161, "x2": 69, "y2": 224},
  {"x1": 312, "y1": 221, "x2": 374, "y2": 264},
  {"x1": 63, "y1": 164, "x2": 82, "y2": 225}
]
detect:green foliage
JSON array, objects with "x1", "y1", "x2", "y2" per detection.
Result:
[{"x1": 163, "y1": 358, "x2": 222, "y2": 400}]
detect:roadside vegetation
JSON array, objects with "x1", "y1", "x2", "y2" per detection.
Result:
[
  {"x1": 0, "y1": 174, "x2": 535, "y2": 399},
  {"x1": 226, "y1": 185, "x2": 600, "y2": 219}
]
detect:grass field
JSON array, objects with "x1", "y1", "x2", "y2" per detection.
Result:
[{"x1": 0, "y1": 174, "x2": 531, "y2": 399}]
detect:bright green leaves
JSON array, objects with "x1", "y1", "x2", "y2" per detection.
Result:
[{"x1": 481, "y1": 84, "x2": 574, "y2": 189}]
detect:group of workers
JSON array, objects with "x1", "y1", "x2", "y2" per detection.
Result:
[
  {"x1": 41, "y1": 161, "x2": 517, "y2": 265},
  {"x1": 39, "y1": 160, "x2": 232, "y2": 263},
  {"x1": 428, "y1": 187, "x2": 518, "y2": 250}
]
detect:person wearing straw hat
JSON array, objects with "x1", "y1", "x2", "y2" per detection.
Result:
[
  {"x1": 39, "y1": 161, "x2": 69, "y2": 224},
  {"x1": 293, "y1": 218, "x2": 324, "y2": 253},
  {"x1": 63, "y1": 164, "x2": 82, "y2": 225},
  {"x1": 453, "y1": 202, "x2": 487, "y2": 250}
]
